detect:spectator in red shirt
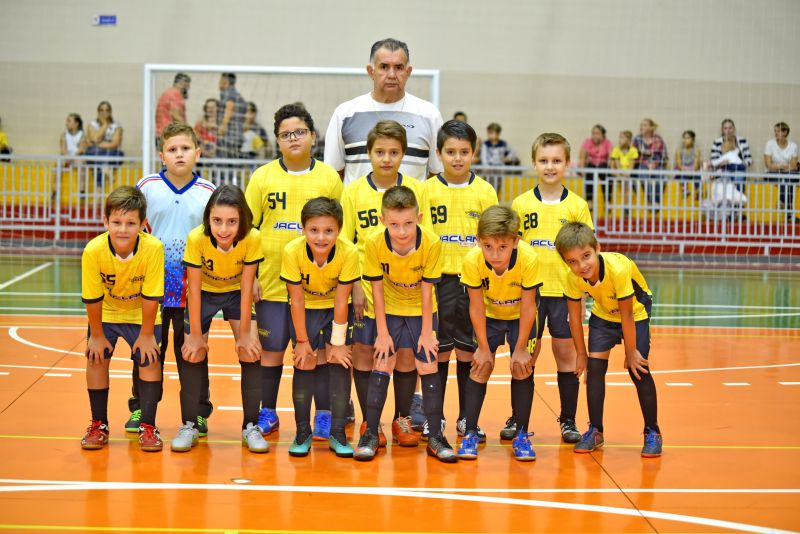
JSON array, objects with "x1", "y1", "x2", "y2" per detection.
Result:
[
  {"x1": 155, "y1": 73, "x2": 191, "y2": 138},
  {"x1": 579, "y1": 124, "x2": 613, "y2": 208}
]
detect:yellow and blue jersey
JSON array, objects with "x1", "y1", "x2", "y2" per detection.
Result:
[{"x1": 183, "y1": 226, "x2": 264, "y2": 293}]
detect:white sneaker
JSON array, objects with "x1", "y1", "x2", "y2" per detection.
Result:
[
  {"x1": 456, "y1": 417, "x2": 486, "y2": 443},
  {"x1": 420, "y1": 418, "x2": 446, "y2": 441},
  {"x1": 242, "y1": 422, "x2": 269, "y2": 453},
  {"x1": 170, "y1": 421, "x2": 199, "y2": 452}
]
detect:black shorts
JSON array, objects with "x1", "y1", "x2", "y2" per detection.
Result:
[
  {"x1": 254, "y1": 300, "x2": 291, "y2": 353},
  {"x1": 436, "y1": 274, "x2": 476, "y2": 353},
  {"x1": 355, "y1": 313, "x2": 439, "y2": 362},
  {"x1": 587, "y1": 315, "x2": 651, "y2": 358},
  {"x1": 289, "y1": 307, "x2": 354, "y2": 351},
  {"x1": 486, "y1": 317, "x2": 538, "y2": 354},
  {"x1": 87, "y1": 322, "x2": 164, "y2": 367},
  {"x1": 352, "y1": 313, "x2": 377, "y2": 347},
  {"x1": 184, "y1": 290, "x2": 244, "y2": 334},
  {"x1": 535, "y1": 296, "x2": 572, "y2": 339}
]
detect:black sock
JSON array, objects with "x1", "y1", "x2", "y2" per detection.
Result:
[
  {"x1": 353, "y1": 369, "x2": 371, "y2": 421},
  {"x1": 629, "y1": 369, "x2": 659, "y2": 434},
  {"x1": 366, "y1": 371, "x2": 390, "y2": 433},
  {"x1": 313, "y1": 363, "x2": 330, "y2": 411},
  {"x1": 292, "y1": 368, "x2": 314, "y2": 433},
  {"x1": 456, "y1": 360, "x2": 471, "y2": 419},
  {"x1": 557, "y1": 371, "x2": 580, "y2": 421},
  {"x1": 240, "y1": 362, "x2": 261, "y2": 429},
  {"x1": 464, "y1": 378, "x2": 487, "y2": 433},
  {"x1": 177, "y1": 360, "x2": 204, "y2": 424},
  {"x1": 392, "y1": 369, "x2": 417, "y2": 419},
  {"x1": 88, "y1": 388, "x2": 109, "y2": 423},
  {"x1": 510, "y1": 372, "x2": 534, "y2": 436},
  {"x1": 198, "y1": 357, "x2": 213, "y2": 418},
  {"x1": 420, "y1": 373, "x2": 444, "y2": 439},
  {"x1": 587, "y1": 358, "x2": 609, "y2": 433},
  {"x1": 437, "y1": 361, "x2": 449, "y2": 405},
  {"x1": 138, "y1": 379, "x2": 161, "y2": 426},
  {"x1": 508, "y1": 381, "x2": 515, "y2": 422},
  {"x1": 128, "y1": 366, "x2": 140, "y2": 411},
  {"x1": 329, "y1": 364, "x2": 351, "y2": 433},
  {"x1": 260, "y1": 364, "x2": 283, "y2": 410}
]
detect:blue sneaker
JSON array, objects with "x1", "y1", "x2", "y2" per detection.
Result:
[
  {"x1": 641, "y1": 428, "x2": 662, "y2": 458},
  {"x1": 410, "y1": 393, "x2": 426, "y2": 431},
  {"x1": 329, "y1": 431, "x2": 354, "y2": 458},
  {"x1": 574, "y1": 423, "x2": 604, "y2": 454},
  {"x1": 457, "y1": 431, "x2": 479, "y2": 460},
  {"x1": 257, "y1": 407, "x2": 280, "y2": 435},
  {"x1": 511, "y1": 431, "x2": 536, "y2": 462},
  {"x1": 312, "y1": 410, "x2": 331, "y2": 441},
  {"x1": 288, "y1": 428, "x2": 313, "y2": 457}
]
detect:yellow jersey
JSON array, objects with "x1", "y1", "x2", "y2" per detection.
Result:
[
  {"x1": 183, "y1": 226, "x2": 264, "y2": 293},
  {"x1": 362, "y1": 225, "x2": 441, "y2": 317},
  {"x1": 245, "y1": 158, "x2": 343, "y2": 302},
  {"x1": 280, "y1": 236, "x2": 360, "y2": 310},
  {"x1": 460, "y1": 241, "x2": 542, "y2": 320},
  {"x1": 81, "y1": 232, "x2": 164, "y2": 325},
  {"x1": 564, "y1": 252, "x2": 651, "y2": 323},
  {"x1": 511, "y1": 186, "x2": 593, "y2": 297},
  {"x1": 424, "y1": 173, "x2": 498, "y2": 274}
]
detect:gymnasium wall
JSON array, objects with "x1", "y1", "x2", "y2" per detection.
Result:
[{"x1": 1, "y1": 0, "x2": 798, "y2": 168}]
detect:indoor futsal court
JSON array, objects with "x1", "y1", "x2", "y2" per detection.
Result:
[{"x1": 0, "y1": 258, "x2": 798, "y2": 532}]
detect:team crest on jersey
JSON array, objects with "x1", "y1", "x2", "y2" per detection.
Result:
[
  {"x1": 258, "y1": 327, "x2": 271, "y2": 338},
  {"x1": 272, "y1": 221, "x2": 303, "y2": 233},
  {"x1": 465, "y1": 210, "x2": 481, "y2": 219},
  {"x1": 509, "y1": 281, "x2": 522, "y2": 288},
  {"x1": 411, "y1": 265, "x2": 424, "y2": 272},
  {"x1": 130, "y1": 275, "x2": 145, "y2": 283}
]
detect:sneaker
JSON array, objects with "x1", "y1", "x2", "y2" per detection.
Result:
[
  {"x1": 511, "y1": 431, "x2": 536, "y2": 462},
  {"x1": 346, "y1": 400, "x2": 356, "y2": 425},
  {"x1": 171, "y1": 421, "x2": 199, "y2": 452},
  {"x1": 257, "y1": 407, "x2": 280, "y2": 435},
  {"x1": 456, "y1": 418, "x2": 486, "y2": 443},
  {"x1": 392, "y1": 416, "x2": 419, "y2": 447},
  {"x1": 359, "y1": 421, "x2": 387, "y2": 448},
  {"x1": 457, "y1": 431, "x2": 479, "y2": 460},
  {"x1": 558, "y1": 417, "x2": 582, "y2": 444},
  {"x1": 420, "y1": 418, "x2": 446, "y2": 442},
  {"x1": 641, "y1": 428, "x2": 663, "y2": 458},
  {"x1": 196, "y1": 415, "x2": 208, "y2": 437},
  {"x1": 138, "y1": 423, "x2": 163, "y2": 452},
  {"x1": 409, "y1": 393, "x2": 426, "y2": 431},
  {"x1": 329, "y1": 431, "x2": 354, "y2": 458},
  {"x1": 499, "y1": 416, "x2": 517, "y2": 441},
  {"x1": 574, "y1": 424, "x2": 604, "y2": 454},
  {"x1": 354, "y1": 428, "x2": 379, "y2": 461},
  {"x1": 289, "y1": 427, "x2": 313, "y2": 457},
  {"x1": 242, "y1": 422, "x2": 269, "y2": 453},
  {"x1": 124, "y1": 409, "x2": 142, "y2": 433},
  {"x1": 81, "y1": 420, "x2": 110, "y2": 450},
  {"x1": 312, "y1": 410, "x2": 331, "y2": 441},
  {"x1": 426, "y1": 435, "x2": 458, "y2": 463}
]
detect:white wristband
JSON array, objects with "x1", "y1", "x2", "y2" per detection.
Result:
[{"x1": 330, "y1": 321, "x2": 348, "y2": 346}]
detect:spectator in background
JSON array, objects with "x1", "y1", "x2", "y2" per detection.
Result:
[
  {"x1": 217, "y1": 72, "x2": 247, "y2": 159},
  {"x1": 674, "y1": 130, "x2": 702, "y2": 199},
  {"x1": 764, "y1": 121, "x2": 799, "y2": 220},
  {"x1": 710, "y1": 118, "x2": 752, "y2": 192},
  {"x1": 633, "y1": 118, "x2": 668, "y2": 204},
  {"x1": 609, "y1": 130, "x2": 639, "y2": 210},
  {"x1": 0, "y1": 116, "x2": 13, "y2": 160},
  {"x1": 85, "y1": 101, "x2": 124, "y2": 158},
  {"x1": 579, "y1": 124, "x2": 613, "y2": 208},
  {"x1": 240, "y1": 102, "x2": 270, "y2": 160},
  {"x1": 453, "y1": 110, "x2": 481, "y2": 163},
  {"x1": 155, "y1": 73, "x2": 191, "y2": 137},
  {"x1": 481, "y1": 122, "x2": 519, "y2": 166},
  {"x1": 194, "y1": 98, "x2": 220, "y2": 158},
  {"x1": 60, "y1": 113, "x2": 87, "y2": 165}
]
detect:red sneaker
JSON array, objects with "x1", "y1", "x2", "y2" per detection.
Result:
[
  {"x1": 359, "y1": 421, "x2": 387, "y2": 448},
  {"x1": 138, "y1": 423, "x2": 163, "y2": 452},
  {"x1": 81, "y1": 420, "x2": 110, "y2": 450},
  {"x1": 392, "y1": 416, "x2": 420, "y2": 447}
]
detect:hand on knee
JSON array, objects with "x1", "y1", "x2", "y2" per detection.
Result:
[{"x1": 510, "y1": 366, "x2": 532, "y2": 380}]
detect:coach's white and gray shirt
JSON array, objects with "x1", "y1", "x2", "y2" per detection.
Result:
[{"x1": 324, "y1": 92, "x2": 444, "y2": 185}]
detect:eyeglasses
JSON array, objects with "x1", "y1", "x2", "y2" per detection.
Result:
[{"x1": 277, "y1": 128, "x2": 310, "y2": 142}]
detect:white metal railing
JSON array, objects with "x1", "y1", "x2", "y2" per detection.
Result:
[{"x1": 1, "y1": 156, "x2": 798, "y2": 256}]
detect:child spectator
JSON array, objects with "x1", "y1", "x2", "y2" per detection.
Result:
[
  {"x1": 0, "y1": 116, "x2": 13, "y2": 161},
  {"x1": 481, "y1": 123, "x2": 519, "y2": 167},
  {"x1": 241, "y1": 102, "x2": 270, "y2": 160},
  {"x1": 633, "y1": 118, "x2": 668, "y2": 205},
  {"x1": 673, "y1": 130, "x2": 702, "y2": 199}
]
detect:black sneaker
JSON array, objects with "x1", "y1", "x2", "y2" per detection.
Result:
[
  {"x1": 426, "y1": 435, "x2": 458, "y2": 463},
  {"x1": 354, "y1": 428, "x2": 379, "y2": 461},
  {"x1": 499, "y1": 416, "x2": 517, "y2": 441},
  {"x1": 196, "y1": 415, "x2": 209, "y2": 437},
  {"x1": 558, "y1": 417, "x2": 581, "y2": 443},
  {"x1": 124, "y1": 409, "x2": 142, "y2": 433}
]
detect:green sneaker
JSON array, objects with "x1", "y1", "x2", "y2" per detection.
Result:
[
  {"x1": 124, "y1": 409, "x2": 142, "y2": 433},
  {"x1": 328, "y1": 432, "x2": 354, "y2": 458},
  {"x1": 196, "y1": 415, "x2": 208, "y2": 437},
  {"x1": 288, "y1": 427, "x2": 313, "y2": 457}
]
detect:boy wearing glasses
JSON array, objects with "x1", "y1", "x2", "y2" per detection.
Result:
[{"x1": 245, "y1": 104, "x2": 343, "y2": 440}]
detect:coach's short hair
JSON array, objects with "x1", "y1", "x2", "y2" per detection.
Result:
[
  {"x1": 531, "y1": 132, "x2": 571, "y2": 161},
  {"x1": 477, "y1": 205, "x2": 519, "y2": 240},
  {"x1": 381, "y1": 185, "x2": 418, "y2": 212},
  {"x1": 555, "y1": 222, "x2": 599, "y2": 257},
  {"x1": 174, "y1": 72, "x2": 191, "y2": 84},
  {"x1": 367, "y1": 120, "x2": 407, "y2": 153},
  {"x1": 370, "y1": 38, "x2": 410, "y2": 63}
]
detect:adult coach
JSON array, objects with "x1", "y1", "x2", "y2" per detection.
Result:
[
  {"x1": 324, "y1": 38, "x2": 443, "y2": 185},
  {"x1": 155, "y1": 73, "x2": 191, "y2": 137},
  {"x1": 217, "y1": 72, "x2": 247, "y2": 159}
]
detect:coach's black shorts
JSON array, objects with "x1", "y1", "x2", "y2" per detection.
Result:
[{"x1": 436, "y1": 274, "x2": 476, "y2": 353}]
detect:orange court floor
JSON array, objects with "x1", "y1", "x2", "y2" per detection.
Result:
[{"x1": 0, "y1": 313, "x2": 798, "y2": 533}]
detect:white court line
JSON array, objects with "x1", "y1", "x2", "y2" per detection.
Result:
[
  {"x1": 723, "y1": 382, "x2": 751, "y2": 387},
  {"x1": 0, "y1": 371, "x2": 9, "y2": 376},
  {"x1": 665, "y1": 382, "x2": 693, "y2": 387},
  {"x1": 43, "y1": 372, "x2": 71, "y2": 377},
  {"x1": 779, "y1": 382, "x2": 800, "y2": 385},
  {"x1": 545, "y1": 381, "x2": 557, "y2": 386},
  {"x1": 607, "y1": 382, "x2": 634, "y2": 387},
  {"x1": 0, "y1": 479, "x2": 791, "y2": 534},
  {"x1": 0, "y1": 263, "x2": 53, "y2": 291}
]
